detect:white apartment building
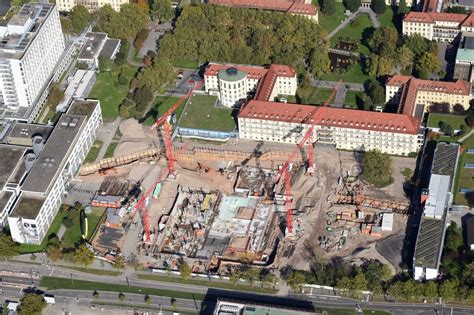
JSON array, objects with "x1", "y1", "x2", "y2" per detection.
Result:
[
  {"x1": 402, "y1": 11, "x2": 474, "y2": 42},
  {"x1": 238, "y1": 100, "x2": 423, "y2": 156},
  {"x1": 204, "y1": 63, "x2": 297, "y2": 108},
  {"x1": 2, "y1": 100, "x2": 102, "y2": 244},
  {"x1": 0, "y1": 3, "x2": 65, "y2": 122},
  {"x1": 57, "y1": 0, "x2": 128, "y2": 12},
  {"x1": 386, "y1": 75, "x2": 471, "y2": 117}
]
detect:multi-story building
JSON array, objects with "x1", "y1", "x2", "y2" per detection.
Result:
[
  {"x1": 77, "y1": 32, "x2": 121, "y2": 70},
  {"x1": 204, "y1": 63, "x2": 297, "y2": 108},
  {"x1": 454, "y1": 32, "x2": 474, "y2": 82},
  {"x1": 57, "y1": 0, "x2": 128, "y2": 12},
  {"x1": 386, "y1": 75, "x2": 471, "y2": 116},
  {"x1": 238, "y1": 100, "x2": 423, "y2": 156},
  {"x1": 413, "y1": 143, "x2": 460, "y2": 280},
  {"x1": 0, "y1": 3, "x2": 65, "y2": 122},
  {"x1": 402, "y1": 11, "x2": 474, "y2": 42},
  {"x1": 0, "y1": 99, "x2": 102, "y2": 244},
  {"x1": 207, "y1": 0, "x2": 318, "y2": 23}
]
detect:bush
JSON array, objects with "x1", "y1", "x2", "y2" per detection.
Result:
[
  {"x1": 119, "y1": 98, "x2": 137, "y2": 119},
  {"x1": 452, "y1": 104, "x2": 465, "y2": 114},
  {"x1": 62, "y1": 217, "x2": 73, "y2": 228},
  {"x1": 362, "y1": 150, "x2": 393, "y2": 188},
  {"x1": 117, "y1": 72, "x2": 129, "y2": 86},
  {"x1": 320, "y1": 0, "x2": 336, "y2": 15},
  {"x1": 344, "y1": 0, "x2": 361, "y2": 12}
]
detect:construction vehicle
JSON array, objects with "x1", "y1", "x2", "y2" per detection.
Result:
[{"x1": 277, "y1": 81, "x2": 341, "y2": 236}]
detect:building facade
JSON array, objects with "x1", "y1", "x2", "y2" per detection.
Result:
[
  {"x1": 57, "y1": 0, "x2": 128, "y2": 12},
  {"x1": 2, "y1": 100, "x2": 102, "y2": 244},
  {"x1": 207, "y1": 0, "x2": 318, "y2": 23},
  {"x1": 0, "y1": 3, "x2": 65, "y2": 122},
  {"x1": 238, "y1": 100, "x2": 423, "y2": 156},
  {"x1": 204, "y1": 63, "x2": 297, "y2": 108},
  {"x1": 402, "y1": 11, "x2": 474, "y2": 42},
  {"x1": 386, "y1": 75, "x2": 471, "y2": 116}
]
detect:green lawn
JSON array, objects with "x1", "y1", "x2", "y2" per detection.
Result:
[
  {"x1": 39, "y1": 277, "x2": 206, "y2": 300},
  {"x1": 427, "y1": 113, "x2": 469, "y2": 131},
  {"x1": 61, "y1": 266, "x2": 120, "y2": 276},
  {"x1": 297, "y1": 87, "x2": 334, "y2": 105},
  {"x1": 378, "y1": 6, "x2": 402, "y2": 33},
  {"x1": 143, "y1": 96, "x2": 181, "y2": 126},
  {"x1": 61, "y1": 208, "x2": 104, "y2": 249},
  {"x1": 277, "y1": 94, "x2": 298, "y2": 104},
  {"x1": 103, "y1": 142, "x2": 119, "y2": 159},
  {"x1": 84, "y1": 140, "x2": 103, "y2": 164},
  {"x1": 344, "y1": 90, "x2": 365, "y2": 108},
  {"x1": 178, "y1": 95, "x2": 236, "y2": 132},
  {"x1": 89, "y1": 65, "x2": 137, "y2": 121},
  {"x1": 330, "y1": 13, "x2": 373, "y2": 55},
  {"x1": 320, "y1": 62, "x2": 370, "y2": 84},
  {"x1": 319, "y1": 3, "x2": 347, "y2": 34},
  {"x1": 173, "y1": 59, "x2": 200, "y2": 69},
  {"x1": 18, "y1": 205, "x2": 69, "y2": 254},
  {"x1": 137, "y1": 273, "x2": 276, "y2": 294},
  {"x1": 454, "y1": 134, "x2": 474, "y2": 205}
]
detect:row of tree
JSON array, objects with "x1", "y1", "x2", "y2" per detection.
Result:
[{"x1": 158, "y1": 4, "x2": 327, "y2": 76}]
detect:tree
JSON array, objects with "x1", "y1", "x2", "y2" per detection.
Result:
[
  {"x1": 18, "y1": 293, "x2": 46, "y2": 315},
  {"x1": 286, "y1": 270, "x2": 306, "y2": 291},
  {"x1": 320, "y1": 0, "x2": 336, "y2": 15},
  {"x1": 98, "y1": 56, "x2": 113, "y2": 72},
  {"x1": 371, "y1": 0, "x2": 386, "y2": 14},
  {"x1": 423, "y1": 281, "x2": 438, "y2": 301},
  {"x1": 118, "y1": 292, "x2": 126, "y2": 301},
  {"x1": 179, "y1": 261, "x2": 192, "y2": 280},
  {"x1": 71, "y1": 5, "x2": 92, "y2": 34},
  {"x1": 429, "y1": 102, "x2": 450, "y2": 113},
  {"x1": 438, "y1": 121, "x2": 454, "y2": 136},
  {"x1": 93, "y1": 290, "x2": 100, "y2": 299},
  {"x1": 336, "y1": 276, "x2": 352, "y2": 291},
  {"x1": 229, "y1": 268, "x2": 240, "y2": 287},
  {"x1": 119, "y1": 98, "x2": 137, "y2": 119},
  {"x1": 11, "y1": 0, "x2": 28, "y2": 7},
  {"x1": 145, "y1": 294, "x2": 151, "y2": 304},
  {"x1": 73, "y1": 244, "x2": 94, "y2": 267},
  {"x1": 152, "y1": 0, "x2": 174, "y2": 21},
  {"x1": 415, "y1": 52, "x2": 440, "y2": 78},
  {"x1": 368, "y1": 27, "x2": 398, "y2": 56},
  {"x1": 367, "y1": 80, "x2": 385, "y2": 104},
  {"x1": 137, "y1": 57, "x2": 174, "y2": 92},
  {"x1": 439, "y1": 279, "x2": 458, "y2": 302},
  {"x1": 388, "y1": 281, "x2": 405, "y2": 300},
  {"x1": 362, "y1": 150, "x2": 393, "y2": 187},
  {"x1": 309, "y1": 44, "x2": 331, "y2": 78},
  {"x1": 118, "y1": 72, "x2": 129, "y2": 86},
  {"x1": 133, "y1": 86, "x2": 154, "y2": 113},
  {"x1": 452, "y1": 104, "x2": 465, "y2": 114},
  {"x1": 116, "y1": 4, "x2": 149, "y2": 39},
  {"x1": 47, "y1": 83, "x2": 65, "y2": 108},
  {"x1": 114, "y1": 255, "x2": 125, "y2": 269},
  {"x1": 263, "y1": 272, "x2": 277, "y2": 288},
  {"x1": 134, "y1": 28, "x2": 149, "y2": 50},
  {"x1": 62, "y1": 216, "x2": 73, "y2": 228},
  {"x1": 344, "y1": 0, "x2": 361, "y2": 12},
  {"x1": 397, "y1": 0, "x2": 409, "y2": 14},
  {"x1": 396, "y1": 45, "x2": 414, "y2": 70},
  {"x1": 466, "y1": 115, "x2": 474, "y2": 128},
  {"x1": 0, "y1": 233, "x2": 20, "y2": 258},
  {"x1": 60, "y1": 17, "x2": 74, "y2": 35},
  {"x1": 366, "y1": 54, "x2": 393, "y2": 78},
  {"x1": 243, "y1": 267, "x2": 260, "y2": 287},
  {"x1": 46, "y1": 244, "x2": 62, "y2": 262},
  {"x1": 350, "y1": 267, "x2": 368, "y2": 291}
]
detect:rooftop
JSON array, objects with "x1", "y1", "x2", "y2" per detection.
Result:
[
  {"x1": 218, "y1": 68, "x2": 247, "y2": 82},
  {"x1": 238, "y1": 100, "x2": 420, "y2": 134},
  {"x1": 403, "y1": 11, "x2": 472, "y2": 24},
  {"x1": 0, "y1": 144, "x2": 25, "y2": 190},
  {"x1": 9, "y1": 194, "x2": 45, "y2": 219},
  {"x1": 66, "y1": 99, "x2": 99, "y2": 117},
  {"x1": 207, "y1": 0, "x2": 317, "y2": 15},
  {"x1": 0, "y1": 3, "x2": 55, "y2": 59},
  {"x1": 0, "y1": 190, "x2": 13, "y2": 215},
  {"x1": 78, "y1": 32, "x2": 107, "y2": 61},
  {"x1": 21, "y1": 114, "x2": 86, "y2": 193},
  {"x1": 431, "y1": 142, "x2": 459, "y2": 179},
  {"x1": 99, "y1": 38, "x2": 120, "y2": 59},
  {"x1": 424, "y1": 174, "x2": 450, "y2": 219},
  {"x1": 6, "y1": 123, "x2": 53, "y2": 145},
  {"x1": 414, "y1": 217, "x2": 445, "y2": 269}
]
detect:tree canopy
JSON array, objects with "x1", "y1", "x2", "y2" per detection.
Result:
[
  {"x1": 371, "y1": 0, "x2": 386, "y2": 14},
  {"x1": 0, "y1": 233, "x2": 20, "y2": 257},
  {"x1": 362, "y1": 149, "x2": 393, "y2": 187},
  {"x1": 95, "y1": 4, "x2": 148, "y2": 40},
  {"x1": 152, "y1": 0, "x2": 174, "y2": 21},
  {"x1": 158, "y1": 4, "x2": 324, "y2": 70},
  {"x1": 18, "y1": 294, "x2": 46, "y2": 315},
  {"x1": 344, "y1": 0, "x2": 361, "y2": 12},
  {"x1": 320, "y1": 0, "x2": 336, "y2": 15},
  {"x1": 71, "y1": 5, "x2": 92, "y2": 34},
  {"x1": 73, "y1": 243, "x2": 94, "y2": 267}
]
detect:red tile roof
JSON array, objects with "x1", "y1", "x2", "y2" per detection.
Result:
[
  {"x1": 403, "y1": 11, "x2": 471, "y2": 24},
  {"x1": 208, "y1": 0, "x2": 317, "y2": 16},
  {"x1": 205, "y1": 63, "x2": 297, "y2": 101},
  {"x1": 204, "y1": 63, "x2": 268, "y2": 80},
  {"x1": 387, "y1": 75, "x2": 471, "y2": 116},
  {"x1": 422, "y1": 0, "x2": 438, "y2": 12},
  {"x1": 461, "y1": 13, "x2": 474, "y2": 27},
  {"x1": 238, "y1": 100, "x2": 420, "y2": 135}
]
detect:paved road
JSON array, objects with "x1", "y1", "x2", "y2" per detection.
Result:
[
  {"x1": 326, "y1": 8, "x2": 379, "y2": 40},
  {"x1": 458, "y1": 128, "x2": 474, "y2": 143}
]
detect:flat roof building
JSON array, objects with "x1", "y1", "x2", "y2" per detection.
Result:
[
  {"x1": 454, "y1": 32, "x2": 474, "y2": 82},
  {"x1": 3, "y1": 99, "x2": 102, "y2": 244},
  {"x1": 413, "y1": 143, "x2": 460, "y2": 280},
  {"x1": 0, "y1": 3, "x2": 65, "y2": 122},
  {"x1": 77, "y1": 32, "x2": 121, "y2": 70}
]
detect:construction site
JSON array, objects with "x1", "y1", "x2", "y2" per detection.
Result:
[{"x1": 69, "y1": 84, "x2": 414, "y2": 275}]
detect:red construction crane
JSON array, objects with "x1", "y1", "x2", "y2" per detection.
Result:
[
  {"x1": 133, "y1": 80, "x2": 204, "y2": 241},
  {"x1": 278, "y1": 81, "x2": 341, "y2": 235}
]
